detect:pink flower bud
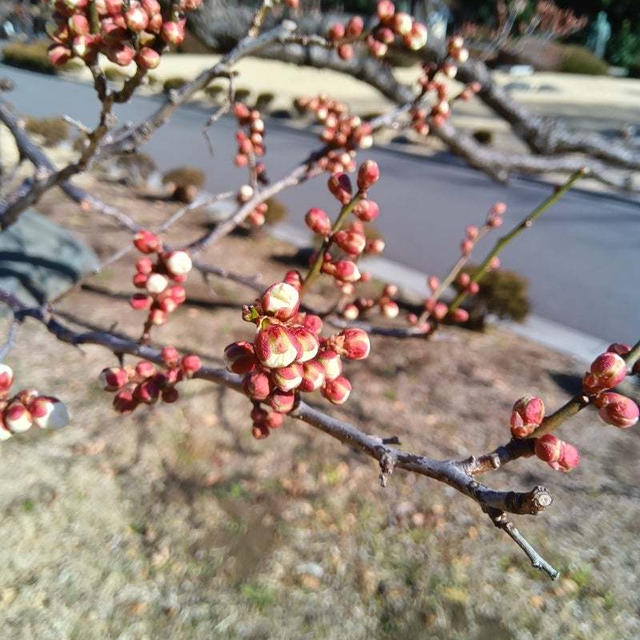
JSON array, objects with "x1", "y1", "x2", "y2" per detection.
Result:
[
  {"x1": 136, "y1": 46, "x2": 160, "y2": 69},
  {"x1": 534, "y1": 434, "x2": 563, "y2": 463},
  {"x1": 30, "y1": 396, "x2": 70, "y2": 429},
  {"x1": 607, "y1": 343, "x2": 631, "y2": 356},
  {"x1": 113, "y1": 386, "x2": 138, "y2": 413},
  {"x1": 460, "y1": 239, "x2": 473, "y2": 256},
  {"x1": 328, "y1": 23, "x2": 345, "y2": 41},
  {"x1": 379, "y1": 299, "x2": 399, "y2": 319},
  {"x1": 161, "y1": 20, "x2": 185, "y2": 45},
  {"x1": 316, "y1": 350, "x2": 342, "y2": 381},
  {"x1": 404, "y1": 21, "x2": 427, "y2": 50},
  {"x1": 300, "y1": 360, "x2": 326, "y2": 392},
  {"x1": 393, "y1": 12, "x2": 412, "y2": 35},
  {"x1": 367, "y1": 36, "x2": 388, "y2": 58},
  {"x1": 305, "y1": 207, "x2": 332, "y2": 235},
  {"x1": 343, "y1": 303, "x2": 359, "y2": 320},
  {"x1": 133, "y1": 230, "x2": 162, "y2": 254},
  {"x1": 255, "y1": 323, "x2": 301, "y2": 369},
  {"x1": 134, "y1": 380, "x2": 160, "y2": 404},
  {"x1": 465, "y1": 225, "x2": 479, "y2": 240},
  {"x1": 284, "y1": 270, "x2": 303, "y2": 290},
  {"x1": 243, "y1": 371, "x2": 271, "y2": 401},
  {"x1": 4, "y1": 402, "x2": 33, "y2": 433},
  {"x1": 557, "y1": 442, "x2": 579, "y2": 471},
  {"x1": 322, "y1": 375, "x2": 351, "y2": 405},
  {"x1": 366, "y1": 239, "x2": 385, "y2": 255},
  {"x1": 251, "y1": 406, "x2": 283, "y2": 430},
  {"x1": 0, "y1": 364, "x2": 14, "y2": 393},
  {"x1": 597, "y1": 392, "x2": 639, "y2": 428},
  {"x1": 99, "y1": 367, "x2": 129, "y2": 391},
  {"x1": 168, "y1": 285, "x2": 186, "y2": 304},
  {"x1": 353, "y1": 199, "x2": 379, "y2": 222},
  {"x1": 130, "y1": 293, "x2": 152, "y2": 310},
  {"x1": 333, "y1": 260, "x2": 361, "y2": 282},
  {"x1": 149, "y1": 308, "x2": 167, "y2": 326},
  {"x1": 181, "y1": 354, "x2": 201, "y2": 375},
  {"x1": 334, "y1": 229, "x2": 366, "y2": 256},
  {"x1": 510, "y1": 395, "x2": 545, "y2": 438},
  {"x1": 328, "y1": 173, "x2": 352, "y2": 205},
  {"x1": 272, "y1": 363, "x2": 304, "y2": 392},
  {"x1": 146, "y1": 273, "x2": 169, "y2": 295},
  {"x1": 269, "y1": 389, "x2": 296, "y2": 414},
  {"x1": 136, "y1": 257, "x2": 153, "y2": 274},
  {"x1": 125, "y1": 5, "x2": 148, "y2": 31},
  {"x1": 346, "y1": 16, "x2": 364, "y2": 38},
  {"x1": 68, "y1": 13, "x2": 89, "y2": 35},
  {"x1": 132, "y1": 273, "x2": 148, "y2": 289},
  {"x1": 161, "y1": 346, "x2": 180, "y2": 367},
  {"x1": 357, "y1": 160, "x2": 380, "y2": 192},
  {"x1": 261, "y1": 282, "x2": 300, "y2": 321},
  {"x1": 48, "y1": 44, "x2": 73, "y2": 66},
  {"x1": 583, "y1": 352, "x2": 627, "y2": 393},
  {"x1": 376, "y1": 0, "x2": 395, "y2": 22},
  {"x1": 135, "y1": 360, "x2": 156, "y2": 379},
  {"x1": 224, "y1": 341, "x2": 257, "y2": 374},
  {"x1": 427, "y1": 275, "x2": 440, "y2": 293},
  {"x1": 303, "y1": 314, "x2": 323, "y2": 335},
  {"x1": 450, "y1": 308, "x2": 469, "y2": 324},
  {"x1": 289, "y1": 327, "x2": 319, "y2": 363},
  {"x1": 339, "y1": 328, "x2": 370, "y2": 360}
]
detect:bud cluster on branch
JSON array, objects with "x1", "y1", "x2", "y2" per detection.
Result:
[
  {"x1": 46, "y1": 0, "x2": 203, "y2": 69},
  {"x1": 99, "y1": 347, "x2": 201, "y2": 413},
  {"x1": 0, "y1": 364, "x2": 69, "y2": 439}
]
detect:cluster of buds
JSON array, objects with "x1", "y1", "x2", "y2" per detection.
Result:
[
  {"x1": 534, "y1": 434, "x2": 579, "y2": 472},
  {"x1": 341, "y1": 283, "x2": 399, "y2": 322},
  {"x1": 225, "y1": 278, "x2": 371, "y2": 438},
  {"x1": 99, "y1": 347, "x2": 201, "y2": 413},
  {"x1": 366, "y1": 1, "x2": 428, "y2": 57},
  {"x1": 46, "y1": 0, "x2": 203, "y2": 70},
  {"x1": 582, "y1": 345, "x2": 638, "y2": 428},
  {"x1": 294, "y1": 94, "x2": 373, "y2": 166},
  {"x1": 325, "y1": 15, "x2": 364, "y2": 61},
  {"x1": 0, "y1": 364, "x2": 70, "y2": 440},
  {"x1": 234, "y1": 183, "x2": 267, "y2": 227},
  {"x1": 130, "y1": 230, "x2": 192, "y2": 327},
  {"x1": 232, "y1": 102, "x2": 266, "y2": 167}
]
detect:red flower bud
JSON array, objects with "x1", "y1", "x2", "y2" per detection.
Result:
[
  {"x1": 316, "y1": 350, "x2": 342, "y2": 381},
  {"x1": 510, "y1": 395, "x2": 545, "y2": 438},
  {"x1": 136, "y1": 257, "x2": 153, "y2": 274},
  {"x1": 283, "y1": 270, "x2": 303, "y2": 290},
  {"x1": 357, "y1": 160, "x2": 379, "y2": 192},
  {"x1": 0, "y1": 364, "x2": 14, "y2": 393},
  {"x1": 68, "y1": 13, "x2": 89, "y2": 35},
  {"x1": 597, "y1": 392, "x2": 639, "y2": 428},
  {"x1": 261, "y1": 282, "x2": 300, "y2": 321},
  {"x1": 405, "y1": 21, "x2": 427, "y2": 50},
  {"x1": 288, "y1": 327, "x2": 319, "y2": 363},
  {"x1": 300, "y1": 360, "x2": 326, "y2": 392},
  {"x1": 269, "y1": 389, "x2": 296, "y2": 414},
  {"x1": 272, "y1": 363, "x2": 304, "y2": 392},
  {"x1": 161, "y1": 386, "x2": 179, "y2": 403},
  {"x1": 148, "y1": 308, "x2": 167, "y2": 326},
  {"x1": 333, "y1": 260, "x2": 361, "y2": 282},
  {"x1": 224, "y1": 341, "x2": 257, "y2": 374},
  {"x1": 181, "y1": 354, "x2": 202, "y2": 375},
  {"x1": 534, "y1": 434, "x2": 562, "y2": 463},
  {"x1": 450, "y1": 308, "x2": 469, "y2": 324},
  {"x1": 243, "y1": 371, "x2": 271, "y2": 401},
  {"x1": 254, "y1": 323, "x2": 301, "y2": 369},
  {"x1": 328, "y1": 23, "x2": 345, "y2": 41},
  {"x1": 607, "y1": 343, "x2": 631, "y2": 356},
  {"x1": 328, "y1": 173, "x2": 353, "y2": 205},
  {"x1": 135, "y1": 360, "x2": 156, "y2": 379},
  {"x1": 48, "y1": 44, "x2": 72, "y2": 66},
  {"x1": 339, "y1": 328, "x2": 370, "y2": 360},
  {"x1": 556, "y1": 442, "x2": 579, "y2": 471},
  {"x1": 130, "y1": 293, "x2": 152, "y2": 311},
  {"x1": 393, "y1": 12, "x2": 412, "y2": 35},
  {"x1": 146, "y1": 273, "x2": 169, "y2": 295},
  {"x1": 134, "y1": 230, "x2": 162, "y2": 254},
  {"x1": 4, "y1": 402, "x2": 33, "y2": 433},
  {"x1": 346, "y1": 15, "x2": 364, "y2": 37},
  {"x1": 353, "y1": 199, "x2": 379, "y2": 222},
  {"x1": 99, "y1": 367, "x2": 129, "y2": 391},
  {"x1": 305, "y1": 207, "x2": 332, "y2": 235},
  {"x1": 161, "y1": 346, "x2": 180, "y2": 367},
  {"x1": 136, "y1": 46, "x2": 160, "y2": 69},
  {"x1": 134, "y1": 380, "x2": 160, "y2": 404},
  {"x1": 381, "y1": 300, "x2": 399, "y2": 319},
  {"x1": 583, "y1": 352, "x2": 627, "y2": 393},
  {"x1": 322, "y1": 375, "x2": 351, "y2": 405},
  {"x1": 113, "y1": 386, "x2": 138, "y2": 413},
  {"x1": 125, "y1": 5, "x2": 149, "y2": 31},
  {"x1": 161, "y1": 19, "x2": 185, "y2": 45},
  {"x1": 334, "y1": 229, "x2": 366, "y2": 256},
  {"x1": 303, "y1": 314, "x2": 323, "y2": 335},
  {"x1": 376, "y1": 0, "x2": 395, "y2": 22}
]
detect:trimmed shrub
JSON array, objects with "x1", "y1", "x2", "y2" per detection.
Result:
[
  {"x1": 25, "y1": 116, "x2": 69, "y2": 147},
  {"x1": 560, "y1": 45, "x2": 609, "y2": 76},
  {"x1": 456, "y1": 265, "x2": 530, "y2": 328},
  {"x1": 162, "y1": 166, "x2": 205, "y2": 203},
  {"x1": 163, "y1": 77, "x2": 187, "y2": 94}
]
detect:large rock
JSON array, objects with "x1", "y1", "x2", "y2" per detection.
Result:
[{"x1": 0, "y1": 209, "x2": 99, "y2": 306}]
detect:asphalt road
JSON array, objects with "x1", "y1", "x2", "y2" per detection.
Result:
[{"x1": 2, "y1": 65, "x2": 638, "y2": 343}]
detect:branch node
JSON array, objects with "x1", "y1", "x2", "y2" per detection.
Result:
[{"x1": 378, "y1": 450, "x2": 396, "y2": 488}]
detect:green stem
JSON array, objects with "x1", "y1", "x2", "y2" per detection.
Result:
[
  {"x1": 448, "y1": 168, "x2": 586, "y2": 313},
  {"x1": 300, "y1": 193, "x2": 363, "y2": 297}
]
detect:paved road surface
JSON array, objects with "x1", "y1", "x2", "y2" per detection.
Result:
[{"x1": 2, "y1": 66, "x2": 638, "y2": 343}]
